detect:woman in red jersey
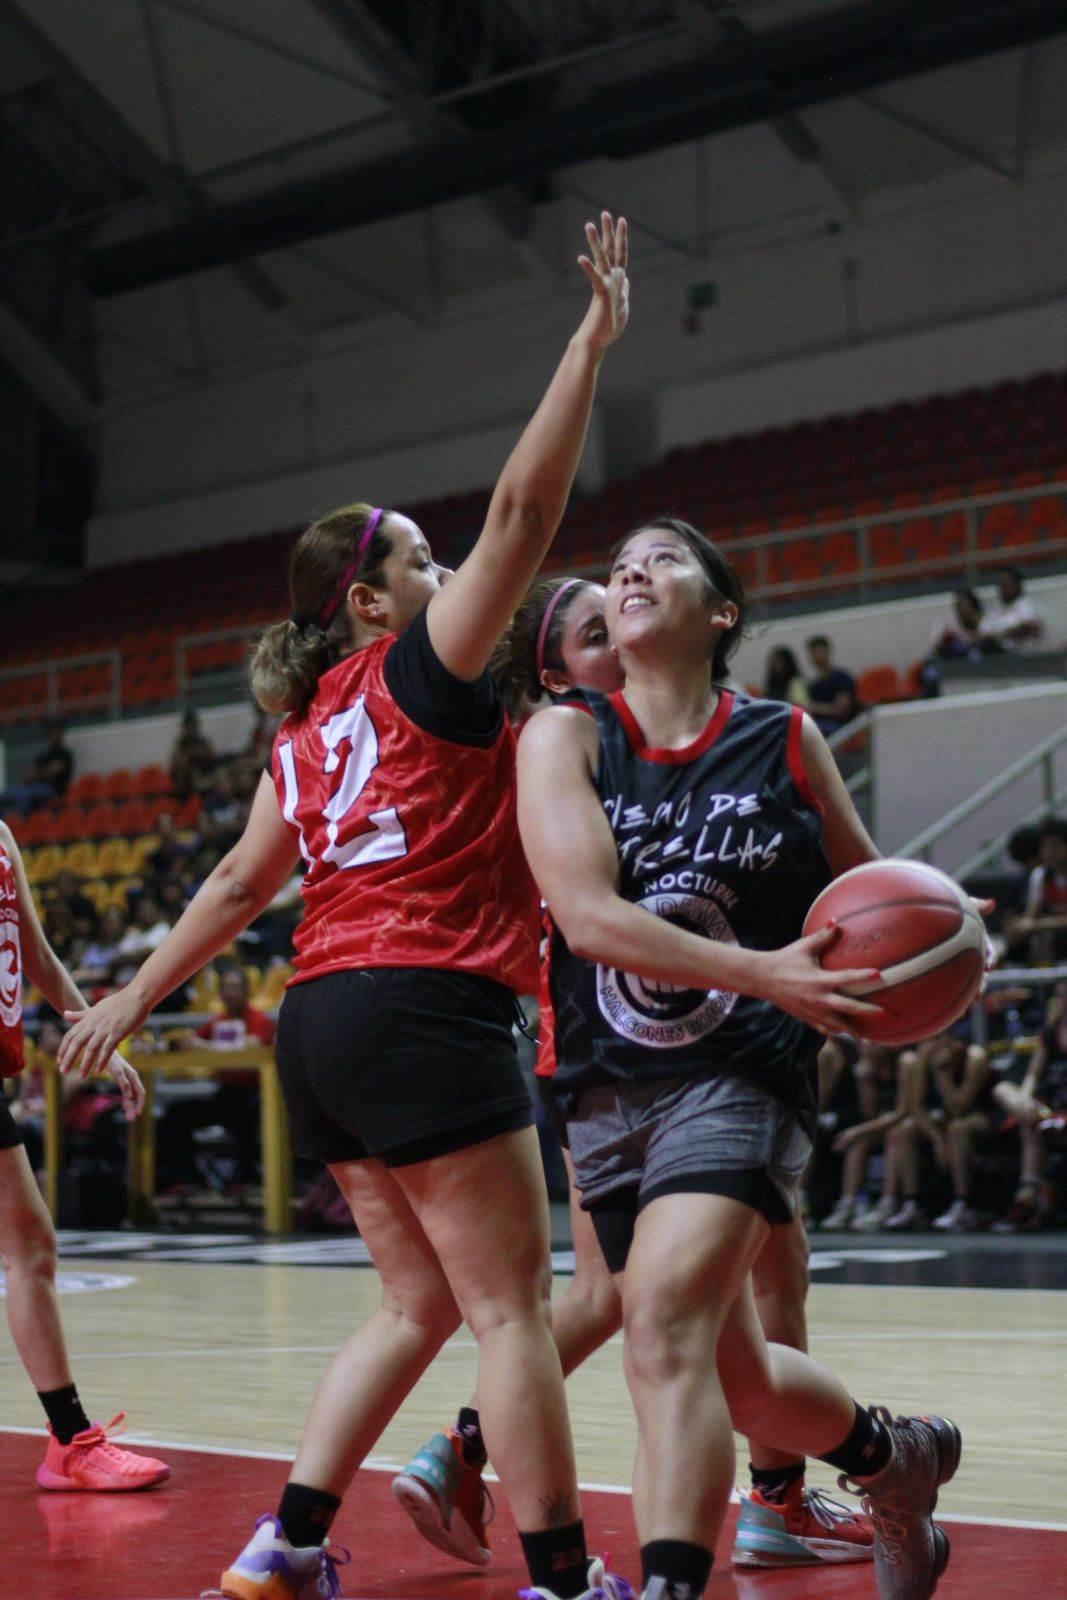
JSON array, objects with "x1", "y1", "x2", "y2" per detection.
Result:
[
  {"x1": 60, "y1": 216, "x2": 630, "y2": 1600},
  {"x1": 0, "y1": 820, "x2": 169, "y2": 1491},
  {"x1": 398, "y1": 576, "x2": 872, "y2": 1573}
]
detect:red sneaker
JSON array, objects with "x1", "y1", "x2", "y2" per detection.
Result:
[
  {"x1": 733, "y1": 1480, "x2": 874, "y2": 1566},
  {"x1": 36, "y1": 1414, "x2": 170, "y2": 1492}
]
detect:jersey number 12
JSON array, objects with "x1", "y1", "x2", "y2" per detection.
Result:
[{"x1": 278, "y1": 697, "x2": 409, "y2": 870}]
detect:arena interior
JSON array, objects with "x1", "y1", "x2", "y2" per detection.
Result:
[{"x1": 1, "y1": 3, "x2": 1066, "y2": 1598}]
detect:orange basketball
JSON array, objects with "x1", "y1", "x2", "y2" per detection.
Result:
[{"x1": 802, "y1": 858, "x2": 986, "y2": 1047}]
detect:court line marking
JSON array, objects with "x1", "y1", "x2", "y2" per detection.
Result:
[
  {"x1": 2, "y1": 1426, "x2": 1065, "y2": 1532},
  {"x1": 4, "y1": 1324, "x2": 1064, "y2": 1368}
]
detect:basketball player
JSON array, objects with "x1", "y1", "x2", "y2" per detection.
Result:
[
  {"x1": 59, "y1": 215, "x2": 630, "y2": 1600},
  {"x1": 396, "y1": 575, "x2": 873, "y2": 1571},
  {"x1": 513, "y1": 519, "x2": 964, "y2": 1600},
  {"x1": 0, "y1": 819, "x2": 169, "y2": 1491}
]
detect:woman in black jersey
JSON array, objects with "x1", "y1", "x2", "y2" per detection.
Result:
[
  {"x1": 517, "y1": 518, "x2": 965, "y2": 1600},
  {"x1": 399, "y1": 575, "x2": 873, "y2": 1572}
]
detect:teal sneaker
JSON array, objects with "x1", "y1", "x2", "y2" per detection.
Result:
[
  {"x1": 733, "y1": 1482, "x2": 874, "y2": 1567},
  {"x1": 392, "y1": 1429, "x2": 492, "y2": 1567}
]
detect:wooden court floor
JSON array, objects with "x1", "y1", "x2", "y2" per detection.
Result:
[{"x1": 2, "y1": 1253, "x2": 1066, "y2": 1598}]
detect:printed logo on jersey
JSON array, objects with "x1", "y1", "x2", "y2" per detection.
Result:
[
  {"x1": 0, "y1": 853, "x2": 20, "y2": 1031},
  {"x1": 596, "y1": 889, "x2": 738, "y2": 1049}
]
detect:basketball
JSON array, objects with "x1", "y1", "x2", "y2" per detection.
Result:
[{"x1": 802, "y1": 858, "x2": 986, "y2": 1046}]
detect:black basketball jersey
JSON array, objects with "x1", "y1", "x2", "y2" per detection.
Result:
[{"x1": 547, "y1": 688, "x2": 832, "y2": 1132}]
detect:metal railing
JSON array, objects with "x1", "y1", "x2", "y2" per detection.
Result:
[
  {"x1": 174, "y1": 625, "x2": 260, "y2": 703},
  {"x1": 567, "y1": 476, "x2": 1067, "y2": 602},
  {"x1": 900, "y1": 723, "x2": 1067, "y2": 873},
  {"x1": 0, "y1": 651, "x2": 121, "y2": 725}
]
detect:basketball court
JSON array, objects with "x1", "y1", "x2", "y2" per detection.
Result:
[{"x1": 2, "y1": 1227, "x2": 1064, "y2": 1600}]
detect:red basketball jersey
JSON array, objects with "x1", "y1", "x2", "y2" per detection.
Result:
[
  {"x1": 0, "y1": 845, "x2": 25, "y2": 1077},
  {"x1": 272, "y1": 636, "x2": 539, "y2": 994}
]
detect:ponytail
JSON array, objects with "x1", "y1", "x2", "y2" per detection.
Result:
[{"x1": 250, "y1": 502, "x2": 392, "y2": 719}]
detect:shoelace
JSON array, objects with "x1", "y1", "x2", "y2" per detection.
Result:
[
  {"x1": 801, "y1": 1487, "x2": 868, "y2": 1531},
  {"x1": 517, "y1": 1555, "x2": 633, "y2": 1600},
  {"x1": 72, "y1": 1412, "x2": 134, "y2": 1464}
]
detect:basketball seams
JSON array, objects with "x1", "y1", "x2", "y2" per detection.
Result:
[{"x1": 821, "y1": 896, "x2": 968, "y2": 967}]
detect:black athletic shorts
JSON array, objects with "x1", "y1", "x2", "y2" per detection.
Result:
[
  {"x1": 534, "y1": 1074, "x2": 570, "y2": 1150},
  {"x1": 276, "y1": 967, "x2": 534, "y2": 1167},
  {"x1": 0, "y1": 1098, "x2": 23, "y2": 1151}
]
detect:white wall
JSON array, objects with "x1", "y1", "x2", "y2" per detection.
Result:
[
  {"x1": 871, "y1": 683, "x2": 1067, "y2": 869},
  {"x1": 64, "y1": 702, "x2": 257, "y2": 778},
  {"x1": 87, "y1": 156, "x2": 1067, "y2": 569},
  {"x1": 731, "y1": 571, "x2": 1067, "y2": 687}
]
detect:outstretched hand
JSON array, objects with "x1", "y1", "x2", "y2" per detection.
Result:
[
  {"x1": 59, "y1": 986, "x2": 152, "y2": 1086},
  {"x1": 576, "y1": 211, "x2": 629, "y2": 353}
]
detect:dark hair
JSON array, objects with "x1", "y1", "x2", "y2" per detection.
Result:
[
  {"x1": 1007, "y1": 823, "x2": 1041, "y2": 867},
  {"x1": 490, "y1": 576, "x2": 596, "y2": 722},
  {"x1": 250, "y1": 503, "x2": 393, "y2": 719},
  {"x1": 612, "y1": 517, "x2": 747, "y2": 683},
  {"x1": 764, "y1": 645, "x2": 802, "y2": 700},
  {"x1": 807, "y1": 633, "x2": 831, "y2": 652},
  {"x1": 998, "y1": 566, "x2": 1024, "y2": 588},
  {"x1": 1040, "y1": 817, "x2": 1067, "y2": 846},
  {"x1": 953, "y1": 586, "x2": 983, "y2": 617}
]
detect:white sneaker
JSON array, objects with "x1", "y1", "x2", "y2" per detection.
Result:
[
  {"x1": 932, "y1": 1199, "x2": 978, "y2": 1233},
  {"x1": 884, "y1": 1199, "x2": 928, "y2": 1231},
  {"x1": 850, "y1": 1197, "x2": 896, "y2": 1232},
  {"x1": 520, "y1": 1556, "x2": 634, "y2": 1600},
  {"x1": 820, "y1": 1196, "x2": 858, "y2": 1230}
]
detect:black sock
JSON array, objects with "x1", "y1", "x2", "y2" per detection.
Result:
[
  {"x1": 38, "y1": 1384, "x2": 91, "y2": 1445},
  {"x1": 277, "y1": 1482, "x2": 341, "y2": 1549},
  {"x1": 456, "y1": 1405, "x2": 487, "y2": 1468},
  {"x1": 820, "y1": 1402, "x2": 893, "y2": 1479},
  {"x1": 519, "y1": 1520, "x2": 588, "y2": 1599},
  {"x1": 640, "y1": 1539, "x2": 713, "y2": 1600},
  {"x1": 749, "y1": 1461, "x2": 805, "y2": 1502}
]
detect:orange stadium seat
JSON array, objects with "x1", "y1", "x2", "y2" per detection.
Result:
[{"x1": 858, "y1": 665, "x2": 904, "y2": 705}]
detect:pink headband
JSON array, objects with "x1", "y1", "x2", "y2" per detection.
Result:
[
  {"x1": 319, "y1": 508, "x2": 383, "y2": 629},
  {"x1": 535, "y1": 579, "x2": 582, "y2": 678}
]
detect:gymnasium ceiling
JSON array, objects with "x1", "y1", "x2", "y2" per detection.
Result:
[{"x1": 2, "y1": 0, "x2": 1067, "y2": 408}]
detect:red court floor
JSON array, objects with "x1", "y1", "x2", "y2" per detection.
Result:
[{"x1": 2, "y1": 1432, "x2": 1064, "y2": 1600}]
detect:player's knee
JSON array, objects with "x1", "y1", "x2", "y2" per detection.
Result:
[
  {"x1": 3, "y1": 1203, "x2": 57, "y2": 1280},
  {"x1": 623, "y1": 1294, "x2": 707, "y2": 1391},
  {"x1": 567, "y1": 1268, "x2": 622, "y2": 1341},
  {"x1": 463, "y1": 1256, "x2": 553, "y2": 1341}
]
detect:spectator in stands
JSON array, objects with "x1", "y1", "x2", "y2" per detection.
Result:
[
  {"x1": 982, "y1": 567, "x2": 1044, "y2": 651},
  {"x1": 200, "y1": 769, "x2": 243, "y2": 851},
  {"x1": 820, "y1": 1044, "x2": 926, "y2": 1230},
  {"x1": 762, "y1": 645, "x2": 809, "y2": 706},
  {"x1": 194, "y1": 965, "x2": 275, "y2": 1051},
  {"x1": 892, "y1": 1032, "x2": 997, "y2": 1233},
  {"x1": 930, "y1": 588, "x2": 986, "y2": 659},
  {"x1": 805, "y1": 635, "x2": 857, "y2": 735},
  {"x1": 169, "y1": 710, "x2": 217, "y2": 797},
  {"x1": 149, "y1": 811, "x2": 198, "y2": 879},
  {"x1": 112, "y1": 895, "x2": 171, "y2": 986},
  {"x1": 48, "y1": 870, "x2": 98, "y2": 944},
  {"x1": 72, "y1": 907, "x2": 128, "y2": 992},
  {"x1": 804, "y1": 1035, "x2": 864, "y2": 1223},
  {"x1": 0, "y1": 721, "x2": 73, "y2": 817},
  {"x1": 1008, "y1": 817, "x2": 1067, "y2": 964},
  {"x1": 992, "y1": 979, "x2": 1067, "y2": 1232}
]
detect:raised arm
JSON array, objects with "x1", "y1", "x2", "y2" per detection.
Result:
[
  {"x1": 57, "y1": 772, "x2": 299, "y2": 1080},
  {"x1": 516, "y1": 706, "x2": 883, "y2": 1036},
  {"x1": 0, "y1": 821, "x2": 144, "y2": 1119},
  {"x1": 426, "y1": 213, "x2": 628, "y2": 682}
]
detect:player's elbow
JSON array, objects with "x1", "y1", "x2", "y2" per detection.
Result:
[{"x1": 555, "y1": 899, "x2": 612, "y2": 965}]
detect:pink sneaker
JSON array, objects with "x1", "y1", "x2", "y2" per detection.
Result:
[{"x1": 35, "y1": 1413, "x2": 170, "y2": 1491}]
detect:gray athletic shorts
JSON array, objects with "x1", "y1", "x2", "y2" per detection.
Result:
[{"x1": 566, "y1": 1072, "x2": 812, "y2": 1272}]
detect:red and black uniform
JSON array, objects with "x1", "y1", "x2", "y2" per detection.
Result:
[
  {"x1": 1, "y1": 844, "x2": 26, "y2": 1150},
  {"x1": 271, "y1": 608, "x2": 540, "y2": 1167}
]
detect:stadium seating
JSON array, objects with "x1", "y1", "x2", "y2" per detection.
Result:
[{"x1": 0, "y1": 369, "x2": 1064, "y2": 727}]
